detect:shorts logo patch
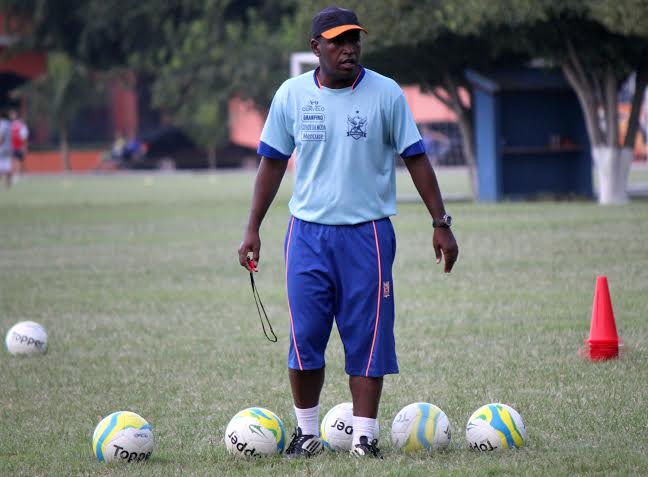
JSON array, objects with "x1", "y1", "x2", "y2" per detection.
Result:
[
  {"x1": 383, "y1": 281, "x2": 391, "y2": 298},
  {"x1": 347, "y1": 110, "x2": 367, "y2": 140}
]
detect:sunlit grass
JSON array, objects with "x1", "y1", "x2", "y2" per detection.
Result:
[{"x1": 1, "y1": 169, "x2": 647, "y2": 476}]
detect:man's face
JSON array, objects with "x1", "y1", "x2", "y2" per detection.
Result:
[{"x1": 311, "y1": 30, "x2": 362, "y2": 82}]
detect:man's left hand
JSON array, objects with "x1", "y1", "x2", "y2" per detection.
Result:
[{"x1": 433, "y1": 228, "x2": 458, "y2": 273}]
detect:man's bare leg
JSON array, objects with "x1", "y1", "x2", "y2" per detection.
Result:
[
  {"x1": 349, "y1": 375, "x2": 383, "y2": 456},
  {"x1": 349, "y1": 375, "x2": 383, "y2": 418},
  {"x1": 285, "y1": 368, "x2": 326, "y2": 457},
  {"x1": 289, "y1": 367, "x2": 325, "y2": 408}
]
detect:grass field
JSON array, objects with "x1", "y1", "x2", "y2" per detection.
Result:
[{"x1": 1, "y1": 169, "x2": 647, "y2": 476}]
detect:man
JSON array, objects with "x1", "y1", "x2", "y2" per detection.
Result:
[
  {"x1": 10, "y1": 109, "x2": 29, "y2": 177},
  {"x1": 238, "y1": 6, "x2": 458, "y2": 458},
  {"x1": 0, "y1": 111, "x2": 13, "y2": 188}
]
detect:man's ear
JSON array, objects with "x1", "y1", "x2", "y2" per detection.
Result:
[{"x1": 310, "y1": 38, "x2": 321, "y2": 57}]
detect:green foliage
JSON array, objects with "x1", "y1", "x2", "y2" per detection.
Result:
[
  {"x1": 4, "y1": 0, "x2": 300, "y2": 152},
  {"x1": 2, "y1": 0, "x2": 207, "y2": 70},
  {"x1": 5, "y1": 0, "x2": 648, "y2": 155},
  {"x1": 148, "y1": 0, "x2": 299, "y2": 153},
  {"x1": 31, "y1": 52, "x2": 97, "y2": 123},
  {"x1": 486, "y1": 2, "x2": 644, "y2": 78},
  {"x1": 590, "y1": 0, "x2": 648, "y2": 36}
]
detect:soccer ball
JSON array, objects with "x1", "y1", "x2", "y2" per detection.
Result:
[
  {"x1": 5, "y1": 321, "x2": 47, "y2": 355},
  {"x1": 465, "y1": 403, "x2": 526, "y2": 451},
  {"x1": 391, "y1": 402, "x2": 451, "y2": 454},
  {"x1": 224, "y1": 407, "x2": 286, "y2": 457},
  {"x1": 320, "y1": 402, "x2": 380, "y2": 452},
  {"x1": 92, "y1": 411, "x2": 154, "y2": 463}
]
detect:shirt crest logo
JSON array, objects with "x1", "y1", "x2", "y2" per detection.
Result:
[
  {"x1": 383, "y1": 281, "x2": 391, "y2": 299},
  {"x1": 347, "y1": 110, "x2": 367, "y2": 140}
]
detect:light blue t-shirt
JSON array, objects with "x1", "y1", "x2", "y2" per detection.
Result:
[{"x1": 258, "y1": 67, "x2": 424, "y2": 225}]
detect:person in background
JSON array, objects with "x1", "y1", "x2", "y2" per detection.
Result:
[
  {"x1": 111, "y1": 131, "x2": 126, "y2": 163},
  {"x1": 0, "y1": 111, "x2": 14, "y2": 188},
  {"x1": 122, "y1": 135, "x2": 145, "y2": 165},
  {"x1": 9, "y1": 109, "x2": 29, "y2": 177},
  {"x1": 422, "y1": 125, "x2": 451, "y2": 166}
]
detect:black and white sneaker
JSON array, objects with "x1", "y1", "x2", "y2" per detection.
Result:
[
  {"x1": 351, "y1": 436, "x2": 382, "y2": 458},
  {"x1": 284, "y1": 427, "x2": 323, "y2": 459}
]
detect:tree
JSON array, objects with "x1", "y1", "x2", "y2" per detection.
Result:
[
  {"x1": 439, "y1": 0, "x2": 648, "y2": 204},
  {"x1": 145, "y1": 0, "x2": 299, "y2": 166},
  {"x1": 589, "y1": 0, "x2": 648, "y2": 202},
  {"x1": 3, "y1": 0, "x2": 299, "y2": 166},
  {"x1": 2, "y1": 0, "x2": 207, "y2": 71},
  {"x1": 556, "y1": 14, "x2": 647, "y2": 204},
  {"x1": 2, "y1": 0, "x2": 209, "y2": 164},
  {"x1": 13, "y1": 52, "x2": 102, "y2": 169}
]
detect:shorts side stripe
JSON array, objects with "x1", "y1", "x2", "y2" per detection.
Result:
[
  {"x1": 365, "y1": 220, "x2": 382, "y2": 376},
  {"x1": 285, "y1": 216, "x2": 303, "y2": 370}
]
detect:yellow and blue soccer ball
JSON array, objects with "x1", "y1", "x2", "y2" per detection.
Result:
[
  {"x1": 224, "y1": 407, "x2": 285, "y2": 457},
  {"x1": 391, "y1": 402, "x2": 451, "y2": 454},
  {"x1": 320, "y1": 402, "x2": 380, "y2": 452},
  {"x1": 92, "y1": 411, "x2": 154, "y2": 463},
  {"x1": 465, "y1": 403, "x2": 526, "y2": 451}
]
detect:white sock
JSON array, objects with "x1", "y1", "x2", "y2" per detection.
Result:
[
  {"x1": 294, "y1": 404, "x2": 320, "y2": 436},
  {"x1": 352, "y1": 416, "x2": 377, "y2": 446}
]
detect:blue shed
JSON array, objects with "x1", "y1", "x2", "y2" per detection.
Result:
[{"x1": 466, "y1": 68, "x2": 592, "y2": 201}]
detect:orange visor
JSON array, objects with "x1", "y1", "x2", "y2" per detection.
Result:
[{"x1": 321, "y1": 24, "x2": 368, "y2": 39}]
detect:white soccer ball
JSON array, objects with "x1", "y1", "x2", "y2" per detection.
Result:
[
  {"x1": 320, "y1": 402, "x2": 380, "y2": 452},
  {"x1": 225, "y1": 407, "x2": 286, "y2": 457},
  {"x1": 92, "y1": 411, "x2": 154, "y2": 463},
  {"x1": 465, "y1": 403, "x2": 526, "y2": 451},
  {"x1": 391, "y1": 402, "x2": 451, "y2": 454},
  {"x1": 5, "y1": 321, "x2": 47, "y2": 355}
]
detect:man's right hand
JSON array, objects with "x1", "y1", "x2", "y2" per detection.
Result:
[{"x1": 238, "y1": 228, "x2": 261, "y2": 272}]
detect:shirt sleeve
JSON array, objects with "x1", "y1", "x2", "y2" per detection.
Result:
[
  {"x1": 390, "y1": 91, "x2": 425, "y2": 158},
  {"x1": 258, "y1": 83, "x2": 294, "y2": 160}
]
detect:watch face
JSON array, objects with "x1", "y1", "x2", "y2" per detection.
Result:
[{"x1": 433, "y1": 215, "x2": 452, "y2": 228}]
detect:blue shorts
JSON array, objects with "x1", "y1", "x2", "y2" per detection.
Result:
[{"x1": 284, "y1": 216, "x2": 399, "y2": 377}]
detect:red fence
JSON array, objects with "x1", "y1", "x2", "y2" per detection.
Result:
[{"x1": 22, "y1": 150, "x2": 105, "y2": 172}]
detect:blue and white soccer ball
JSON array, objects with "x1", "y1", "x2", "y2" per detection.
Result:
[
  {"x1": 465, "y1": 403, "x2": 526, "y2": 451},
  {"x1": 224, "y1": 407, "x2": 286, "y2": 457},
  {"x1": 320, "y1": 402, "x2": 380, "y2": 452},
  {"x1": 5, "y1": 321, "x2": 47, "y2": 355},
  {"x1": 391, "y1": 402, "x2": 451, "y2": 454},
  {"x1": 92, "y1": 411, "x2": 154, "y2": 463}
]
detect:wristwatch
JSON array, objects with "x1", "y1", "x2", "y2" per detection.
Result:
[{"x1": 433, "y1": 213, "x2": 452, "y2": 229}]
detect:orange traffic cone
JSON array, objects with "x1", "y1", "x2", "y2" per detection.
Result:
[{"x1": 583, "y1": 276, "x2": 621, "y2": 360}]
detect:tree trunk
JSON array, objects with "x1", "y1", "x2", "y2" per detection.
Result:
[
  {"x1": 593, "y1": 146, "x2": 632, "y2": 204},
  {"x1": 623, "y1": 69, "x2": 648, "y2": 149},
  {"x1": 431, "y1": 74, "x2": 478, "y2": 199},
  {"x1": 604, "y1": 69, "x2": 619, "y2": 147},
  {"x1": 207, "y1": 145, "x2": 217, "y2": 169},
  {"x1": 455, "y1": 111, "x2": 478, "y2": 198},
  {"x1": 60, "y1": 123, "x2": 70, "y2": 171},
  {"x1": 562, "y1": 40, "x2": 605, "y2": 146},
  {"x1": 562, "y1": 41, "x2": 634, "y2": 205}
]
